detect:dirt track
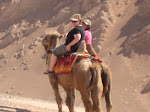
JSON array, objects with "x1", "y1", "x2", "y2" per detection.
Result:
[{"x1": 0, "y1": 94, "x2": 84, "y2": 112}]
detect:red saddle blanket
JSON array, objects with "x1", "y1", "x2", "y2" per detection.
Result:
[{"x1": 54, "y1": 52, "x2": 102, "y2": 75}]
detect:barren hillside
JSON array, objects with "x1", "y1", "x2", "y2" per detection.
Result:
[{"x1": 0, "y1": 0, "x2": 150, "y2": 112}]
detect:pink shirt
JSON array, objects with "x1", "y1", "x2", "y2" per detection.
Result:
[{"x1": 84, "y1": 30, "x2": 92, "y2": 44}]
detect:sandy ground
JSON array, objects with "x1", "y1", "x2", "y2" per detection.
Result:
[{"x1": 0, "y1": 93, "x2": 84, "y2": 112}]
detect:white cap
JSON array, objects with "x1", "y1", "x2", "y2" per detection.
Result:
[{"x1": 83, "y1": 19, "x2": 91, "y2": 26}]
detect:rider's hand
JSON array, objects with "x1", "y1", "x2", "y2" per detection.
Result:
[{"x1": 66, "y1": 45, "x2": 71, "y2": 51}]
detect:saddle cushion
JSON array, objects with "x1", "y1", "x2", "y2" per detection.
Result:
[
  {"x1": 54, "y1": 53, "x2": 76, "y2": 75},
  {"x1": 54, "y1": 52, "x2": 102, "y2": 75}
]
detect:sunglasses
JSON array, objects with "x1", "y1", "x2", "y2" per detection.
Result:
[{"x1": 71, "y1": 20, "x2": 78, "y2": 23}]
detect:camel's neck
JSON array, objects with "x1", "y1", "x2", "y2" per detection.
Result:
[{"x1": 52, "y1": 38, "x2": 61, "y2": 49}]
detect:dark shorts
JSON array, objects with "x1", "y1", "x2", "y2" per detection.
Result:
[{"x1": 52, "y1": 44, "x2": 67, "y2": 56}]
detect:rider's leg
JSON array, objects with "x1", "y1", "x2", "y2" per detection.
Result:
[
  {"x1": 49, "y1": 54, "x2": 57, "y2": 72},
  {"x1": 44, "y1": 44, "x2": 67, "y2": 74}
]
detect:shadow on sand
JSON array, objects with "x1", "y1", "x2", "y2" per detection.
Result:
[{"x1": 0, "y1": 106, "x2": 31, "y2": 112}]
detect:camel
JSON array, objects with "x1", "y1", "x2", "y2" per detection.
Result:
[{"x1": 42, "y1": 31, "x2": 113, "y2": 112}]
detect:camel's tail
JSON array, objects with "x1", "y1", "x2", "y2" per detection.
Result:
[
  {"x1": 87, "y1": 65, "x2": 99, "y2": 92},
  {"x1": 88, "y1": 63, "x2": 112, "y2": 97}
]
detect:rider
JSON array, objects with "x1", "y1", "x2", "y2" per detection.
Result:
[
  {"x1": 45, "y1": 14, "x2": 85, "y2": 74},
  {"x1": 82, "y1": 19, "x2": 98, "y2": 56},
  {"x1": 83, "y1": 19, "x2": 110, "y2": 95},
  {"x1": 82, "y1": 19, "x2": 92, "y2": 45}
]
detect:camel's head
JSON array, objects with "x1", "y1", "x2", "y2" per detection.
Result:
[{"x1": 42, "y1": 31, "x2": 63, "y2": 51}]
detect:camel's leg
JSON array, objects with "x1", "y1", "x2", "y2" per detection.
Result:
[
  {"x1": 80, "y1": 91, "x2": 93, "y2": 112},
  {"x1": 64, "y1": 88, "x2": 75, "y2": 112},
  {"x1": 91, "y1": 83, "x2": 103, "y2": 112},
  {"x1": 48, "y1": 74, "x2": 62, "y2": 112},
  {"x1": 105, "y1": 81, "x2": 113, "y2": 112}
]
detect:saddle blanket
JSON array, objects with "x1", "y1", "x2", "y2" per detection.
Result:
[{"x1": 54, "y1": 52, "x2": 102, "y2": 75}]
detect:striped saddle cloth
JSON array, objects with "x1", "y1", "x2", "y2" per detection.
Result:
[{"x1": 54, "y1": 52, "x2": 102, "y2": 75}]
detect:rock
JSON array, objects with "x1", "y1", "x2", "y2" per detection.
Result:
[
  {"x1": 29, "y1": 45, "x2": 34, "y2": 49},
  {"x1": 37, "y1": 38, "x2": 42, "y2": 42},
  {"x1": 118, "y1": 13, "x2": 123, "y2": 17},
  {"x1": 14, "y1": 53, "x2": 18, "y2": 58},
  {"x1": 5, "y1": 24, "x2": 19, "y2": 36},
  {"x1": 100, "y1": 26, "x2": 107, "y2": 33},
  {"x1": 100, "y1": 16, "x2": 111, "y2": 25},
  {"x1": 97, "y1": 44, "x2": 102, "y2": 50},
  {"x1": 11, "y1": 0, "x2": 21, "y2": 4},
  {"x1": 100, "y1": 33, "x2": 107, "y2": 39},
  {"x1": 17, "y1": 51, "x2": 24, "y2": 58},
  {"x1": 108, "y1": 15, "x2": 116, "y2": 23},
  {"x1": 1, "y1": 4, "x2": 5, "y2": 11},
  {"x1": 18, "y1": 92, "x2": 23, "y2": 95},
  {"x1": 101, "y1": 2, "x2": 112, "y2": 12},
  {"x1": 25, "y1": 61, "x2": 28, "y2": 65},
  {"x1": 21, "y1": 62, "x2": 26, "y2": 66},
  {"x1": 0, "y1": 54, "x2": 5, "y2": 59},
  {"x1": 17, "y1": 45, "x2": 25, "y2": 51},
  {"x1": 124, "y1": 0, "x2": 129, "y2": 5},
  {"x1": 40, "y1": 33, "x2": 46, "y2": 38},
  {"x1": 4, "y1": 59, "x2": 8, "y2": 63},
  {"x1": 23, "y1": 21, "x2": 41, "y2": 36},
  {"x1": 99, "y1": 11, "x2": 106, "y2": 17},
  {"x1": 22, "y1": 44, "x2": 25, "y2": 50},
  {"x1": 24, "y1": 66, "x2": 29, "y2": 71},
  {"x1": 13, "y1": 67, "x2": 17, "y2": 70},
  {"x1": 33, "y1": 50, "x2": 38, "y2": 53},
  {"x1": 6, "y1": 90, "x2": 10, "y2": 94},
  {"x1": 116, "y1": 1, "x2": 119, "y2": 5},
  {"x1": 34, "y1": 20, "x2": 42, "y2": 28},
  {"x1": 109, "y1": 51, "x2": 112, "y2": 55},
  {"x1": 32, "y1": 41, "x2": 40, "y2": 46},
  {"x1": 11, "y1": 86, "x2": 15, "y2": 89}
]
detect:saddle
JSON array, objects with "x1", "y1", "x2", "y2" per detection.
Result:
[
  {"x1": 54, "y1": 41, "x2": 102, "y2": 75},
  {"x1": 54, "y1": 52, "x2": 91, "y2": 75}
]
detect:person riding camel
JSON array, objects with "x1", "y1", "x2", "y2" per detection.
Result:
[
  {"x1": 82, "y1": 19, "x2": 98, "y2": 57},
  {"x1": 44, "y1": 14, "x2": 85, "y2": 74},
  {"x1": 82, "y1": 19, "x2": 92, "y2": 45}
]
